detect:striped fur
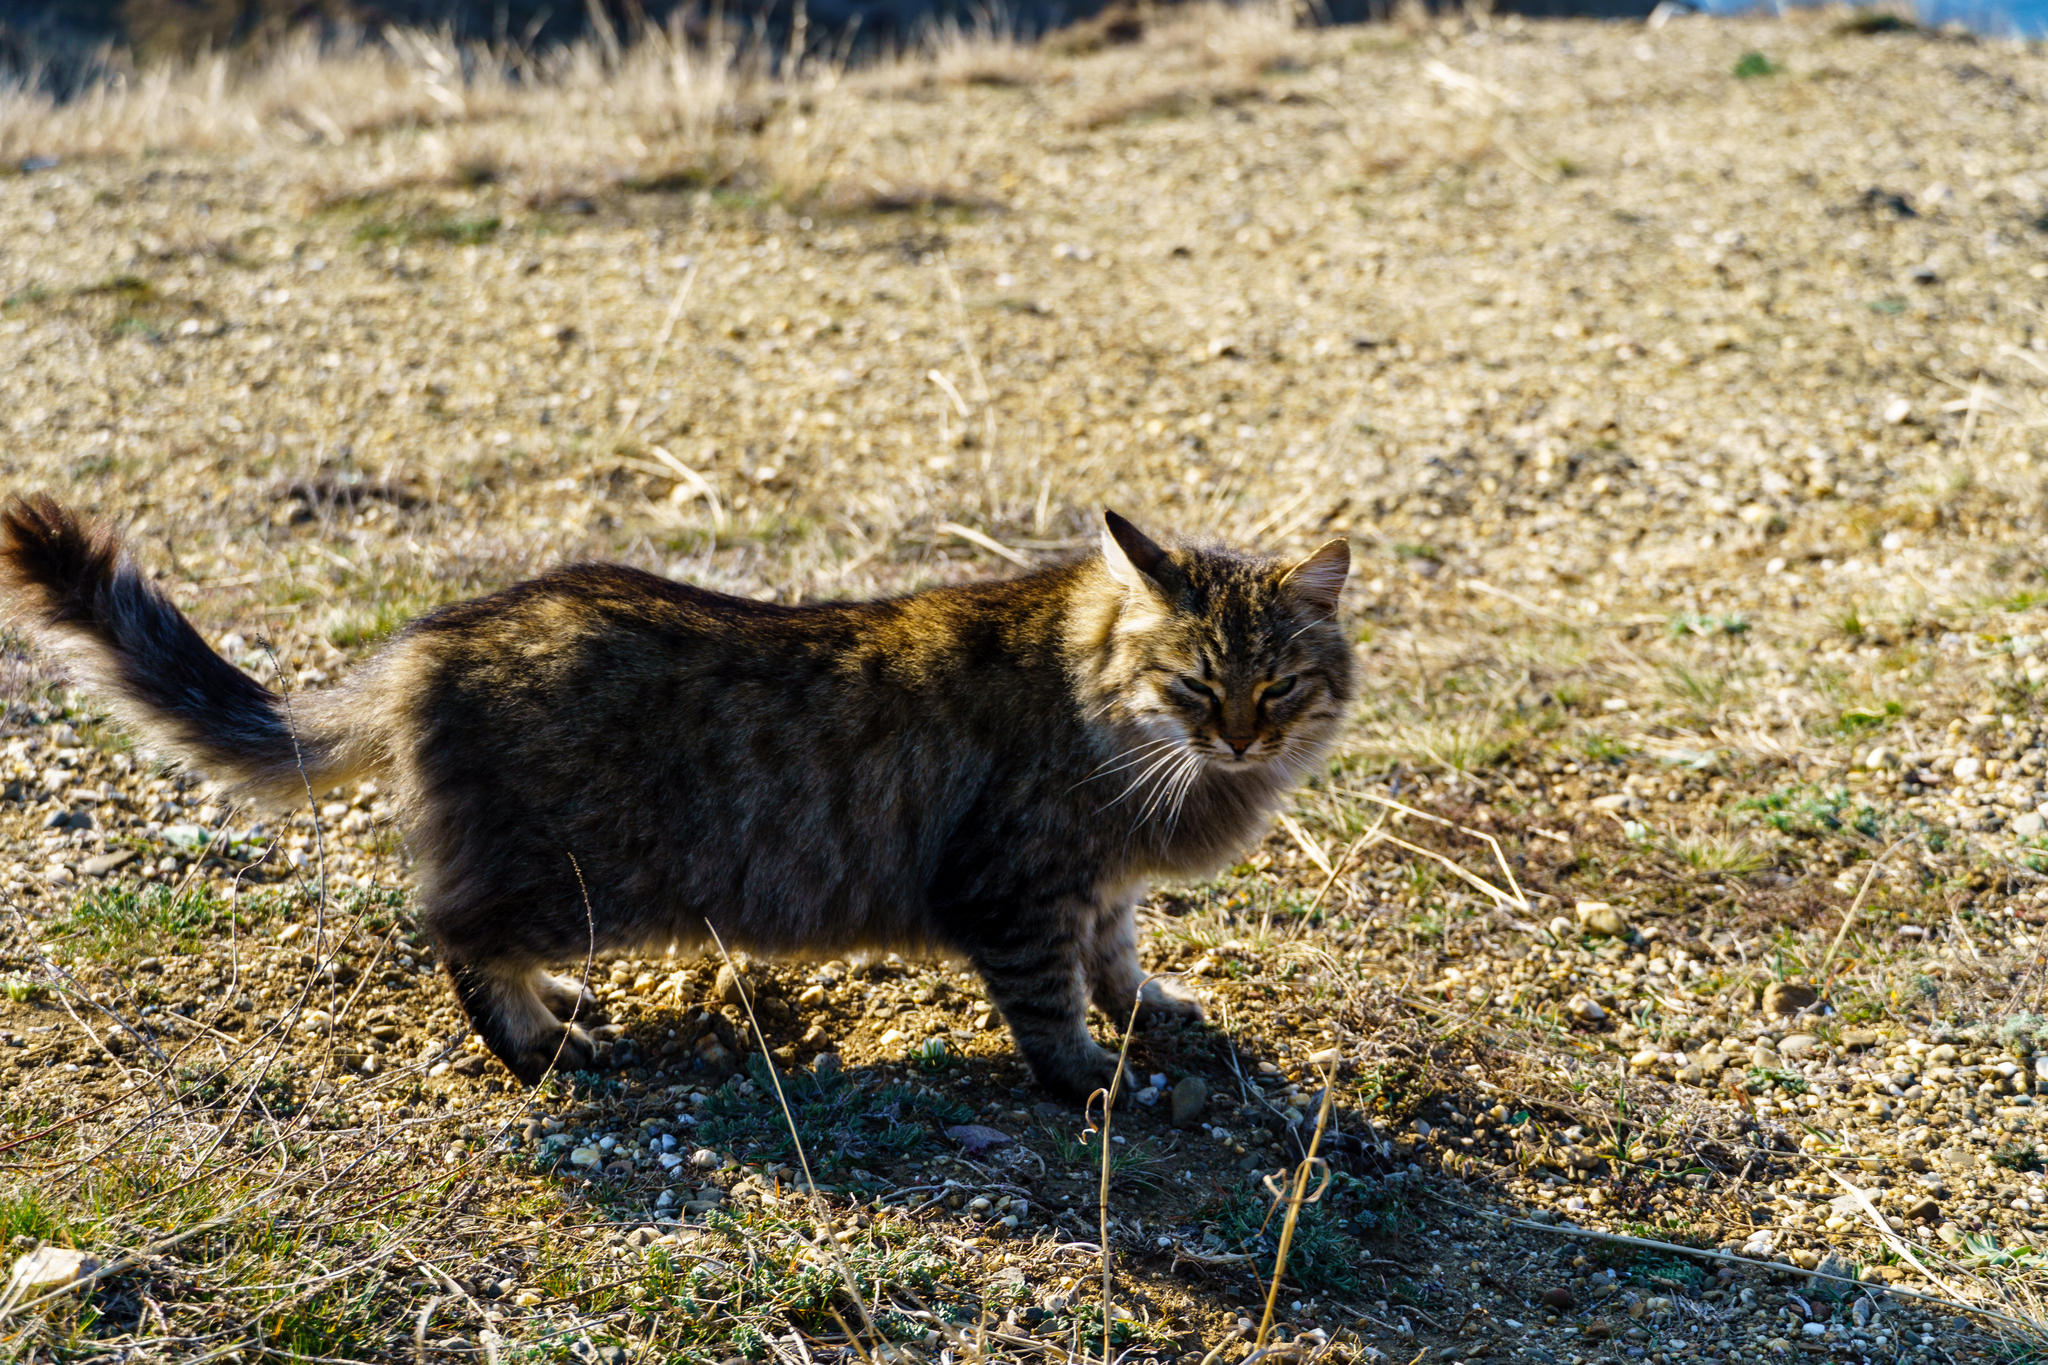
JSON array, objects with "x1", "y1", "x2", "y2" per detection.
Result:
[{"x1": 1, "y1": 500, "x2": 1353, "y2": 1098}]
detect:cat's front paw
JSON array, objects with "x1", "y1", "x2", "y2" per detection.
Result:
[
  {"x1": 1135, "y1": 976, "x2": 1204, "y2": 1025},
  {"x1": 1030, "y1": 1041, "x2": 1135, "y2": 1105}
]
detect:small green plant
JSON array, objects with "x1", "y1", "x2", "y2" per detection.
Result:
[
  {"x1": 1207, "y1": 1186, "x2": 1375, "y2": 1294},
  {"x1": 323, "y1": 597, "x2": 436, "y2": 650},
  {"x1": 1579, "y1": 733, "x2": 1636, "y2": 763},
  {"x1": 1061, "y1": 1300, "x2": 1177, "y2": 1352},
  {"x1": 1867, "y1": 297, "x2": 1907, "y2": 315},
  {"x1": 1665, "y1": 664, "x2": 1728, "y2": 712},
  {"x1": 1664, "y1": 832, "x2": 1766, "y2": 876},
  {"x1": 1048, "y1": 1127, "x2": 1164, "y2": 1193},
  {"x1": 1733, "y1": 51, "x2": 1780, "y2": 79},
  {"x1": 1, "y1": 974, "x2": 46, "y2": 1002},
  {"x1": 1634, "y1": 1254, "x2": 1710, "y2": 1289},
  {"x1": 1748, "y1": 1067, "x2": 1809, "y2": 1094},
  {"x1": 1991, "y1": 1143, "x2": 2044, "y2": 1173},
  {"x1": 1668, "y1": 613, "x2": 1751, "y2": 638}
]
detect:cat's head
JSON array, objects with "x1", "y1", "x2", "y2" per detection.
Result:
[{"x1": 1092, "y1": 510, "x2": 1355, "y2": 777}]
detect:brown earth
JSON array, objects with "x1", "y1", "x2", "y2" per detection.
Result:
[{"x1": 1, "y1": 5, "x2": 2046, "y2": 1362}]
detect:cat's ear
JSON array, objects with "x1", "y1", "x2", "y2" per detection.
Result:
[
  {"x1": 1280, "y1": 538, "x2": 1350, "y2": 614},
  {"x1": 1101, "y1": 510, "x2": 1170, "y2": 591}
]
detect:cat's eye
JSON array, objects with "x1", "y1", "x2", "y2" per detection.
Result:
[
  {"x1": 1263, "y1": 676, "x2": 1299, "y2": 700},
  {"x1": 1179, "y1": 676, "x2": 1217, "y2": 700}
]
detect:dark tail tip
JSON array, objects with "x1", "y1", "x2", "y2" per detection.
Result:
[{"x1": 0, "y1": 495, "x2": 121, "y2": 633}]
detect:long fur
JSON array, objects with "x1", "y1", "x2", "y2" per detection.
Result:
[
  {"x1": 0, "y1": 496, "x2": 376, "y2": 803},
  {"x1": 1, "y1": 497, "x2": 1354, "y2": 1099}
]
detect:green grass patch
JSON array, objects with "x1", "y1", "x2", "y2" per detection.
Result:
[
  {"x1": 1829, "y1": 700, "x2": 1903, "y2": 737},
  {"x1": 1578, "y1": 733, "x2": 1637, "y2": 763},
  {"x1": 1732, "y1": 785, "x2": 1896, "y2": 842},
  {"x1": 1991, "y1": 1142, "x2": 2044, "y2": 1173},
  {"x1": 642, "y1": 1203, "x2": 1001, "y2": 1349},
  {"x1": 54, "y1": 881, "x2": 247, "y2": 958},
  {"x1": 48, "y1": 880, "x2": 387, "y2": 959},
  {"x1": 1047, "y1": 1127, "x2": 1164, "y2": 1195},
  {"x1": 0, "y1": 1184, "x2": 69, "y2": 1246},
  {"x1": 321, "y1": 597, "x2": 432, "y2": 650},
  {"x1": 1205, "y1": 1176, "x2": 1414, "y2": 1296},
  {"x1": 1733, "y1": 51, "x2": 1781, "y2": 79},
  {"x1": 1662, "y1": 832, "x2": 1767, "y2": 876},
  {"x1": 687, "y1": 1064, "x2": 972, "y2": 1173}
]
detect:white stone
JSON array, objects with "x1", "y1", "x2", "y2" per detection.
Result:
[
  {"x1": 1953, "y1": 756, "x2": 1983, "y2": 782},
  {"x1": 7, "y1": 1246, "x2": 98, "y2": 1299},
  {"x1": 1574, "y1": 901, "x2": 1631, "y2": 937},
  {"x1": 2014, "y1": 811, "x2": 2046, "y2": 838}
]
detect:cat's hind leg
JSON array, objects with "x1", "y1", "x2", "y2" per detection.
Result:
[
  {"x1": 1085, "y1": 896, "x2": 1203, "y2": 1029},
  {"x1": 533, "y1": 969, "x2": 599, "y2": 1023},
  {"x1": 442, "y1": 958, "x2": 598, "y2": 1083}
]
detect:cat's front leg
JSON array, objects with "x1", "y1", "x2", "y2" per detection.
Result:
[
  {"x1": 1086, "y1": 896, "x2": 1205, "y2": 1030},
  {"x1": 970, "y1": 910, "x2": 1127, "y2": 1102}
]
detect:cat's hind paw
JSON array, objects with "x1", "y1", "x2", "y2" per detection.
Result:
[{"x1": 495, "y1": 1022, "x2": 599, "y2": 1085}]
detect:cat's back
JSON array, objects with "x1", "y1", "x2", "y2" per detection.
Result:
[
  {"x1": 375, "y1": 557, "x2": 1089, "y2": 744},
  {"x1": 368, "y1": 557, "x2": 1103, "y2": 937}
]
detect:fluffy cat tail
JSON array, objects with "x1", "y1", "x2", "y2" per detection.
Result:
[{"x1": 0, "y1": 495, "x2": 374, "y2": 806}]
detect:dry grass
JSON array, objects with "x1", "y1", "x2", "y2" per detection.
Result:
[{"x1": 4, "y1": 3, "x2": 2048, "y2": 1360}]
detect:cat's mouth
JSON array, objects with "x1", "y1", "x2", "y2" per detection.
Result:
[{"x1": 1202, "y1": 737, "x2": 1273, "y2": 765}]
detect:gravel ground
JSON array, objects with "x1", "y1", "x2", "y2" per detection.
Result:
[{"x1": 2, "y1": 5, "x2": 2048, "y2": 1362}]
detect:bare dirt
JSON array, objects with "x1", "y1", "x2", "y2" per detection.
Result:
[{"x1": 2, "y1": 6, "x2": 2047, "y2": 1362}]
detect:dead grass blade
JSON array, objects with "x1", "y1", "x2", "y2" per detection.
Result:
[
  {"x1": 1252, "y1": 1055, "x2": 1337, "y2": 1349},
  {"x1": 1336, "y1": 789, "x2": 1531, "y2": 914},
  {"x1": 705, "y1": 922, "x2": 881, "y2": 1362}
]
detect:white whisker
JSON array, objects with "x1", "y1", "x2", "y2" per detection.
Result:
[
  {"x1": 1100, "y1": 744, "x2": 1192, "y2": 815},
  {"x1": 1070, "y1": 736, "x2": 1181, "y2": 790}
]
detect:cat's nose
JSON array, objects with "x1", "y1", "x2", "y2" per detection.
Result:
[{"x1": 1223, "y1": 735, "x2": 1253, "y2": 757}]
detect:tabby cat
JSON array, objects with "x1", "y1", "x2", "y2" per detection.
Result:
[{"x1": 0, "y1": 498, "x2": 1353, "y2": 1098}]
